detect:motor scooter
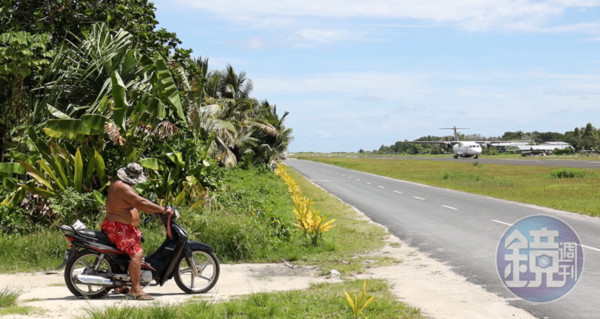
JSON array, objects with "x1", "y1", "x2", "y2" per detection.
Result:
[{"x1": 57, "y1": 207, "x2": 219, "y2": 299}]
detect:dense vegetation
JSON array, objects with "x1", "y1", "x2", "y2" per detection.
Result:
[
  {"x1": 0, "y1": 0, "x2": 292, "y2": 233},
  {"x1": 0, "y1": 166, "x2": 391, "y2": 271},
  {"x1": 372, "y1": 123, "x2": 599, "y2": 155}
]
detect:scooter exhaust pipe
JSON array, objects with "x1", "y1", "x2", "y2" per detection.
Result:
[{"x1": 75, "y1": 274, "x2": 115, "y2": 286}]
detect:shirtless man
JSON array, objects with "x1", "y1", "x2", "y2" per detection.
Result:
[{"x1": 102, "y1": 163, "x2": 173, "y2": 300}]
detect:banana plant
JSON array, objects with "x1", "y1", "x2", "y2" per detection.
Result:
[
  {"x1": 1, "y1": 141, "x2": 107, "y2": 207},
  {"x1": 139, "y1": 144, "x2": 212, "y2": 206}
]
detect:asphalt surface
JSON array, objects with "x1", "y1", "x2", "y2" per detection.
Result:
[{"x1": 286, "y1": 158, "x2": 600, "y2": 319}]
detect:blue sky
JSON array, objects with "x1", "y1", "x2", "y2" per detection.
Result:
[{"x1": 152, "y1": 0, "x2": 600, "y2": 152}]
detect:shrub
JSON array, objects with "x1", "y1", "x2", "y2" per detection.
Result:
[
  {"x1": 0, "y1": 287, "x2": 20, "y2": 308},
  {"x1": 49, "y1": 187, "x2": 102, "y2": 226},
  {"x1": 183, "y1": 211, "x2": 274, "y2": 262},
  {"x1": 275, "y1": 165, "x2": 335, "y2": 246},
  {"x1": 549, "y1": 168, "x2": 588, "y2": 179},
  {"x1": 0, "y1": 205, "x2": 33, "y2": 235}
]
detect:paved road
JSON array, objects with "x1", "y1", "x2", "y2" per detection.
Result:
[{"x1": 286, "y1": 158, "x2": 600, "y2": 319}]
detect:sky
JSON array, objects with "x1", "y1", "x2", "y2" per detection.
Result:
[{"x1": 152, "y1": 0, "x2": 600, "y2": 153}]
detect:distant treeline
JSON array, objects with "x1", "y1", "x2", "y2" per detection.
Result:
[{"x1": 366, "y1": 123, "x2": 600, "y2": 155}]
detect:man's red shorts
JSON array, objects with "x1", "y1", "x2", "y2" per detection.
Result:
[{"x1": 102, "y1": 220, "x2": 142, "y2": 257}]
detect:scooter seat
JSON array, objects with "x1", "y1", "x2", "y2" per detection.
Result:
[{"x1": 79, "y1": 230, "x2": 116, "y2": 247}]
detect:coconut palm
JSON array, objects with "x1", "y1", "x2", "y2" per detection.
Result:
[{"x1": 218, "y1": 65, "x2": 253, "y2": 99}]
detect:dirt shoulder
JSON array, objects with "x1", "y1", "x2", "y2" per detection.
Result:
[{"x1": 1, "y1": 230, "x2": 534, "y2": 319}]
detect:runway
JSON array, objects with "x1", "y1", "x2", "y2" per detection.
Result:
[{"x1": 287, "y1": 158, "x2": 600, "y2": 319}]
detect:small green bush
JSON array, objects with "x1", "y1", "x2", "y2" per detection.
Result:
[
  {"x1": 49, "y1": 187, "x2": 102, "y2": 226},
  {"x1": 184, "y1": 212, "x2": 275, "y2": 262},
  {"x1": 0, "y1": 287, "x2": 20, "y2": 308},
  {"x1": 442, "y1": 171, "x2": 481, "y2": 181},
  {"x1": 549, "y1": 168, "x2": 588, "y2": 179}
]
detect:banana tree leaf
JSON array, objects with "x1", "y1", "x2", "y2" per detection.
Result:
[
  {"x1": 156, "y1": 99, "x2": 166, "y2": 119},
  {"x1": 140, "y1": 158, "x2": 161, "y2": 171},
  {"x1": 8, "y1": 151, "x2": 33, "y2": 165},
  {"x1": 28, "y1": 127, "x2": 50, "y2": 155},
  {"x1": 18, "y1": 161, "x2": 54, "y2": 191},
  {"x1": 94, "y1": 150, "x2": 107, "y2": 186},
  {"x1": 0, "y1": 163, "x2": 25, "y2": 174},
  {"x1": 93, "y1": 190, "x2": 106, "y2": 205},
  {"x1": 85, "y1": 152, "x2": 96, "y2": 185},
  {"x1": 50, "y1": 146, "x2": 70, "y2": 188},
  {"x1": 20, "y1": 183, "x2": 56, "y2": 198},
  {"x1": 38, "y1": 159, "x2": 65, "y2": 191},
  {"x1": 143, "y1": 96, "x2": 166, "y2": 120},
  {"x1": 42, "y1": 127, "x2": 65, "y2": 138},
  {"x1": 125, "y1": 149, "x2": 138, "y2": 164},
  {"x1": 154, "y1": 53, "x2": 185, "y2": 122},
  {"x1": 111, "y1": 71, "x2": 128, "y2": 131},
  {"x1": 166, "y1": 152, "x2": 184, "y2": 166},
  {"x1": 73, "y1": 149, "x2": 83, "y2": 192},
  {"x1": 81, "y1": 114, "x2": 108, "y2": 132},
  {"x1": 46, "y1": 104, "x2": 71, "y2": 119},
  {"x1": 45, "y1": 119, "x2": 92, "y2": 135},
  {"x1": 174, "y1": 189, "x2": 187, "y2": 206},
  {"x1": 0, "y1": 187, "x2": 26, "y2": 207},
  {"x1": 97, "y1": 95, "x2": 109, "y2": 113}
]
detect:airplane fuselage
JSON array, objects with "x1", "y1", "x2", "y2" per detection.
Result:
[{"x1": 452, "y1": 142, "x2": 482, "y2": 159}]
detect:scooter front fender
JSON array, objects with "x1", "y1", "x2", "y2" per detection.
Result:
[{"x1": 184, "y1": 240, "x2": 214, "y2": 257}]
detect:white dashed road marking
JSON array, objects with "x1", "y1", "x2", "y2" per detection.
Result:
[{"x1": 491, "y1": 219, "x2": 513, "y2": 227}]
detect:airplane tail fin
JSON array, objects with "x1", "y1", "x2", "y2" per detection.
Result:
[{"x1": 441, "y1": 126, "x2": 469, "y2": 142}]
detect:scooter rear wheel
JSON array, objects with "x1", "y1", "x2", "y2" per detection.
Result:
[
  {"x1": 64, "y1": 250, "x2": 111, "y2": 299},
  {"x1": 174, "y1": 249, "x2": 220, "y2": 293}
]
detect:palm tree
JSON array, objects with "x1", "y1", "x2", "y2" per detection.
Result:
[
  {"x1": 218, "y1": 65, "x2": 253, "y2": 99},
  {"x1": 254, "y1": 101, "x2": 293, "y2": 166},
  {"x1": 187, "y1": 56, "x2": 210, "y2": 100}
]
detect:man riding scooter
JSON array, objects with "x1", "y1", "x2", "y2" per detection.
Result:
[{"x1": 102, "y1": 163, "x2": 174, "y2": 300}]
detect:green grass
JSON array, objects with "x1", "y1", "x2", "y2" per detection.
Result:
[
  {"x1": 0, "y1": 287, "x2": 38, "y2": 316},
  {"x1": 0, "y1": 229, "x2": 66, "y2": 273},
  {"x1": 296, "y1": 155, "x2": 600, "y2": 216},
  {"x1": 82, "y1": 279, "x2": 422, "y2": 319},
  {"x1": 0, "y1": 287, "x2": 19, "y2": 307}
]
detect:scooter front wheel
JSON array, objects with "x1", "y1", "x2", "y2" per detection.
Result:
[
  {"x1": 174, "y1": 249, "x2": 220, "y2": 293},
  {"x1": 64, "y1": 250, "x2": 111, "y2": 299}
]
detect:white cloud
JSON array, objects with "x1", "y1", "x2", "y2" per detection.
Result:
[
  {"x1": 254, "y1": 71, "x2": 430, "y2": 101},
  {"x1": 172, "y1": 0, "x2": 600, "y2": 32}
]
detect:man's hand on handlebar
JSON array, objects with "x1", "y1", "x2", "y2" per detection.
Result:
[{"x1": 163, "y1": 207, "x2": 174, "y2": 217}]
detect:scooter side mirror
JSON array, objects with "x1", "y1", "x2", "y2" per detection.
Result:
[{"x1": 167, "y1": 205, "x2": 181, "y2": 220}]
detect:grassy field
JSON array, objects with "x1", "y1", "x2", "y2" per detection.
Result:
[{"x1": 295, "y1": 155, "x2": 600, "y2": 217}]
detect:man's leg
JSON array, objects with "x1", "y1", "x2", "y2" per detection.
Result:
[{"x1": 128, "y1": 249, "x2": 149, "y2": 297}]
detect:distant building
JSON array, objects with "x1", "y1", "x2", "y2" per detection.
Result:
[{"x1": 490, "y1": 141, "x2": 573, "y2": 155}]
